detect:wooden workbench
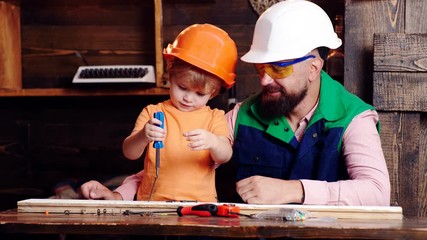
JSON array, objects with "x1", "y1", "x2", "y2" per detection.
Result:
[{"x1": 1, "y1": 208, "x2": 427, "y2": 239}]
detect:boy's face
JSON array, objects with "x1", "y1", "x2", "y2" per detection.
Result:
[{"x1": 169, "y1": 78, "x2": 215, "y2": 112}]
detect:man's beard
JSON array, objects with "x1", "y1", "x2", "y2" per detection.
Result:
[{"x1": 261, "y1": 84, "x2": 308, "y2": 117}]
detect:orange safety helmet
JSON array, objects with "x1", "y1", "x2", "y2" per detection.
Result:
[{"x1": 163, "y1": 24, "x2": 238, "y2": 89}]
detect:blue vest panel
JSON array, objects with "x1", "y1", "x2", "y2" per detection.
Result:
[{"x1": 233, "y1": 119, "x2": 349, "y2": 182}]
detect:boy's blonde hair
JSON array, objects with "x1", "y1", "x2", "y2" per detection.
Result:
[{"x1": 167, "y1": 58, "x2": 222, "y2": 97}]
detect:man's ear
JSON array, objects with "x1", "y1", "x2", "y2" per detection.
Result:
[
  {"x1": 311, "y1": 58, "x2": 323, "y2": 73},
  {"x1": 309, "y1": 58, "x2": 323, "y2": 81}
]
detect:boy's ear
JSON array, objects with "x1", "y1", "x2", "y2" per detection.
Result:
[{"x1": 209, "y1": 86, "x2": 225, "y2": 100}]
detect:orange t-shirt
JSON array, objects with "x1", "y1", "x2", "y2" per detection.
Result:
[{"x1": 134, "y1": 100, "x2": 229, "y2": 202}]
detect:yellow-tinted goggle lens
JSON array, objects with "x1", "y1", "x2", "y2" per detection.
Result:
[
  {"x1": 255, "y1": 64, "x2": 293, "y2": 79},
  {"x1": 254, "y1": 55, "x2": 316, "y2": 79}
]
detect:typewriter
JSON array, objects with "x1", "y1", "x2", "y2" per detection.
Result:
[{"x1": 72, "y1": 65, "x2": 155, "y2": 85}]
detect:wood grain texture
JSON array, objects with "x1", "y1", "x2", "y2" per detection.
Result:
[
  {"x1": 345, "y1": 0, "x2": 404, "y2": 102},
  {"x1": 406, "y1": 0, "x2": 427, "y2": 33},
  {"x1": 373, "y1": 72, "x2": 427, "y2": 112},
  {"x1": 154, "y1": 0, "x2": 164, "y2": 87},
  {"x1": 2, "y1": 209, "x2": 426, "y2": 239},
  {"x1": 0, "y1": 1, "x2": 21, "y2": 90},
  {"x1": 374, "y1": 33, "x2": 427, "y2": 72},
  {"x1": 19, "y1": 0, "x2": 156, "y2": 90},
  {"x1": 379, "y1": 112, "x2": 423, "y2": 216},
  {"x1": 0, "y1": 87, "x2": 169, "y2": 97},
  {"x1": 419, "y1": 115, "x2": 427, "y2": 217},
  {"x1": 418, "y1": 113, "x2": 427, "y2": 216},
  {"x1": 371, "y1": 1, "x2": 427, "y2": 218}
]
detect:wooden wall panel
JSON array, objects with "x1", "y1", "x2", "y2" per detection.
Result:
[
  {"x1": 20, "y1": 0, "x2": 156, "y2": 89},
  {"x1": 0, "y1": 0, "x2": 260, "y2": 208},
  {"x1": 373, "y1": 33, "x2": 427, "y2": 72},
  {"x1": 406, "y1": 0, "x2": 427, "y2": 33},
  {"x1": 345, "y1": 0, "x2": 404, "y2": 102},
  {"x1": 373, "y1": 33, "x2": 427, "y2": 217},
  {"x1": 21, "y1": 25, "x2": 155, "y2": 88},
  {"x1": 0, "y1": 1, "x2": 21, "y2": 90},
  {"x1": 420, "y1": 115, "x2": 427, "y2": 217},
  {"x1": 0, "y1": 0, "x2": 349, "y2": 212},
  {"x1": 20, "y1": 1, "x2": 154, "y2": 26},
  {"x1": 373, "y1": 72, "x2": 427, "y2": 112},
  {"x1": 379, "y1": 112, "x2": 422, "y2": 216}
]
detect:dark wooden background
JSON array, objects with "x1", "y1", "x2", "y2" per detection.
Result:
[
  {"x1": 0, "y1": 0, "x2": 342, "y2": 210},
  {"x1": 1, "y1": 0, "x2": 426, "y2": 221},
  {"x1": 346, "y1": 0, "x2": 427, "y2": 218}
]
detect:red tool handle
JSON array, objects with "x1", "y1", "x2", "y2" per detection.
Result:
[
  {"x1": 177, "y1": 204, "x2": 217, "y2": 217},
  {"x1": 217, "y1": 204, "x2": 240, "y2": 218},
  {"x1": 176, "y1": 204, "x2": 240, "y2": 217}
]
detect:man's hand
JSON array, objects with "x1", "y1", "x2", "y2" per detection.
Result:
[
  {"x1": 80, "y1": 180, "x2": 123, "y2": 200},
  {"x1": 236, "y1": 175, "x2": 304, "y2": 204}
]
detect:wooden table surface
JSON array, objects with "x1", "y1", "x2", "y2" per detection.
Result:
[{"x1": 1, "y1": 209, "x2": 427, "y2": 239}]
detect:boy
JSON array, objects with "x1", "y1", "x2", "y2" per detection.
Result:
[{"x1": 81, "y1": 24, "x2": 238, "y2": 202}]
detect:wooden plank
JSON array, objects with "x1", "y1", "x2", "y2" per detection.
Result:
[
  {"x1": 420, "y1": 115, "x2": 427, "y2": 217},
  {"x1": 379, "y1": 112, "x2": 421, "y2": 216},
  {"x1": 17, "y1": 199, "x2": 403, "y2": 220},
  {"x1": 0, "y1": 87, "x2": 169, "y2": 97},
  {"x1": 162, "y1": 1, "x2": 258, "y2": 26},
  {"x1": 154, "y1": 0, "x2": 164, "y2": 87},
  {"x1": 22, "y1": 26, "x2": 153, "y2": 51},
  {"x1": 373, "y1": 72, "x2": 427, "y2": 112},
  {"x1": 20, "y1": 0, "x2": 154, "y2": 26},
  {"x1": 406, "y1": 0, "x2": 427, "y2": 33},
  {"x1": 21, "y1": 53, "x2": 155, "y2": 88},
  {"x1": 345, "y1": 0, "x2": 404, "y2": 102},
  {"x1": 0, "y1": 1, "x2": 21, "y2": 90},
  {"x1": 373, "y1": 33, "x2": 427, "y2": 72}
]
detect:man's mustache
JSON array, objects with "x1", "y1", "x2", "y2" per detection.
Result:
[{"x1": 262, "y1": 85, "x2": 283, "y2": 94}]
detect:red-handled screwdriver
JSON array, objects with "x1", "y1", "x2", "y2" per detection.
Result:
[
  {"x1": 177, "y1": 204, "x2": 241, "y2": 218},
  {"x1": 124, "y1": 204, "x2": 242, "y2": 218},
  {"x1": 177, "y1": 204, "x2": 218, "y2": 217}
]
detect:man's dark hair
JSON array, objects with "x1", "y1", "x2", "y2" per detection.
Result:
[{"x1": 317, "y1": 47, "x2": 329, "y2": 61}]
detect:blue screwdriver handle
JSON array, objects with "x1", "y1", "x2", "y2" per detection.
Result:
[{"x1": 153, "y1": 112, "x2": 164, "y2": 149}]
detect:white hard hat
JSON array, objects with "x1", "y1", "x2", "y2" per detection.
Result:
[{"x1": 241, "y1": 0, "x2": 342, "y2": 63}]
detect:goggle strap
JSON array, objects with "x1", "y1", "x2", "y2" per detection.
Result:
[{"x1": 268, "y1": 55, "x2": 316, "y2": 67}]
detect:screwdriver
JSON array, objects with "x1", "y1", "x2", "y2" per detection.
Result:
[
  {"x1": 124, "y1": 204, "x2": 242, "y2": 218},
  {"x1": 178, "y1": 204, "x2": 241, "y2": 217},
  {"x1": 147, "y1": 111, "x2": 165, "y2": 201},
  {"x1": 153, "y1": 111, "x2": 164, "y2": 176}
]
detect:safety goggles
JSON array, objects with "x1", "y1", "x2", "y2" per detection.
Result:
[{"x1": 254, "y1": 55, "x2": 316, "y2": 79}]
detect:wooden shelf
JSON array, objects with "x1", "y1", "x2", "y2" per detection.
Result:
[
  {"x1": 0, "y1": 0, "x2": 166, "y2": 97},
  {"x1": 0, "y1": 87, "x2": 169, "y2": 97}
]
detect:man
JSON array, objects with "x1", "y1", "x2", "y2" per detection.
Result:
[
  {"x1": 228, "y1": 0, "x2": 389, "y2": 206},
  {"x1": 81, "y1": 0, "x2": 390, "y2": 206}
]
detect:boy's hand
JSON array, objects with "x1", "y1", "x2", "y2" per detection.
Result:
[
  {"x1": 143, "y1": 118, "x2": 166, "y2": 142},
  {"x1": 80, "y1": 180, "x2": 123, "y2": 200},
  {"x1": 183, "y1": 129, "x2": 217, "y2": 151}
]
